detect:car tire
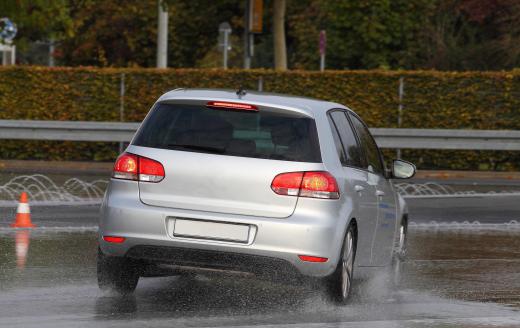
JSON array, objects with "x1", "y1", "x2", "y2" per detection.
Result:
[
  {"x1": 97, "y1": 248, "x2": 140, "y2": 294},
  {"x1": 327, "y1": 222, "x2": 357, "y2": 304}
]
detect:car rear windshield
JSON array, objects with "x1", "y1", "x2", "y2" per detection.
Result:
[{"x1": 132, "y1": 103, "x2": 322, "y2": 163}]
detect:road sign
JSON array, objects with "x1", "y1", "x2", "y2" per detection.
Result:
[
  {"x1": 219, "y1": 22, "x2": 232, "y2": 33},
  {"x1": 319, "y1": 30, "x2": 326, "y2": 56},
  {"x1": 0, "y1": 18, "x2": 17, "y2": 43},
  {"x1": 249, "y1": 0, "x2": 263, "y2": 34}
]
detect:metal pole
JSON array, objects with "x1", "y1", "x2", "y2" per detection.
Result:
[
  {"x1": 119, "y1": 73, "x2": 125, "y2": 154},
  {"x1": 157, "y1": 0, "x2": 168, "y2": 68},
  {"x1": 397, "y1": 77, "x2": 404, "y2": 159},
  {"x1": 258, "y1": 76, "x2": 263, "y2": 91},
  {"x1": 49, "y1": 39, "x2": 55, "y2": 67},
  {"x1": 319, "y1": 30, "x2": 326, "y2": 72},
  {"x1": 243, "y1": 0, "x2": 251, "y2": 69},
  {"x1": 223, "y1": 31, "x2": 229, "y2": 69}
]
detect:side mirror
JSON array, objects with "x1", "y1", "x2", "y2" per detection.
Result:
[{"x1": 392, "y1": 159, "x2": 416, "y2": 179}]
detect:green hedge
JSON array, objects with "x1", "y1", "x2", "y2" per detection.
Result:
[{"x1": 1, "y1": 67, "x2": 519, "y2": 170}]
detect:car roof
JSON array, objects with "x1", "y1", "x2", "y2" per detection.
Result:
[{"x1": 157, "y1": 88, "x2": 347, "y2": 117}]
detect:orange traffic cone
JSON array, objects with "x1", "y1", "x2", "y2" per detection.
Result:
[{"x1": 10, "y1": 192, "x2": 35, "y2": 228}]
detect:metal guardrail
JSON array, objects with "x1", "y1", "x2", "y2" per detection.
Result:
[
  {"x1": 0, "y1": 120, "x2": 139, "y2": 142},
  {"x1": 371, "y1": 128, "x2": 520, "y2": 151},
  {"x1": 1, "y1": 120, "x2": 519, "y2": 150}
]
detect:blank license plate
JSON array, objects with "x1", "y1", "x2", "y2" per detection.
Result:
[{"x1": 172, "y1": 218, "x2": 250, "y2": 243}]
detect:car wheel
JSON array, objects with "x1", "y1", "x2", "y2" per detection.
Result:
[
  {"x1": 328, "y1": 223, "x2": 356, "y2": 304},
  {"x1": 97, "y1": 248, "x2": 140, "y2": 294}
]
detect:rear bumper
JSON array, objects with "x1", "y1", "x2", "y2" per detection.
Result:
[
  {"x1": 99, "y1": 180, "x2": 349, "y2": 278},
  {"x1": 125, "y1": 245, "x2": 302, "y2": 280}
]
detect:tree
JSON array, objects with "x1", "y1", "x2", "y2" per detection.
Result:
[
  {"x1": 286, "y1": 0, "x2": 325, "y2": 69},
  {"x1": 56, "y1": 0, "x2": 242, "y2": 67},
  {"x1": 0, "y1": 0, "x2": 74, "y2": 64},
  {"x1": 7, "y1": 0, "x2": 520, "y2": 71},
  {"x1": 57, "y1": 0, "x2": 157, "y2": 67},
  {"x1": 273, "y1": 0, "x2": 287, "y2": 70},
  {"x1": 166, "y1": 0, "x2": 242, "y2": 68},
  {"x1": 286, "y1": 0, "x2": 433, "y2": 70},
  {"x1": 418, "y1": 0, "x2": 520, "y2": 70}
]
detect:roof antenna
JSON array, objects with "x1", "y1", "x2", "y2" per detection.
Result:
[{"x1": 236, "y1": 86, "x2": 247, "y2": 98}]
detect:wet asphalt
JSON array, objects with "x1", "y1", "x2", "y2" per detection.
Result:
[{"x1": 1, "y1": 182, "x2": 520, "y2": 327}]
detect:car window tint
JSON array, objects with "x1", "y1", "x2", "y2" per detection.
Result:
[
  {"x1": 329, "y1": 111, "x2": 363, "y2": 168},
  {"x1": 328, "y1": 115, "x2": 348, "y2": 165},
  {"x1": 133, "y1": 103, "x2": 322, "y2": 163},
  {"x1": 348, "y1": 113, "x2": 384, "y2": 174}
]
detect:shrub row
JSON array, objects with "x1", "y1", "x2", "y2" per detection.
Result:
[{"x1": 1, "y1": 67, "x2": 519, "y2": 170}]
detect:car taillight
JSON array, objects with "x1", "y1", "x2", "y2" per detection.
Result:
[
  {"x1": 271, "y1": 171, "x2": 339, "y2": 199},
  {"x1": 113, "y1": 153, "x2": 138, "y2": 180},
  {"x1": 206, "y1": 101, "x2": 259, "y2": 112},
  {"x1": 103, "y1": 236, "x2": 126, "y2": 243},
  {"x1": 138, "y1": 156, "x2": 165, "y2": 182},
  {"x1": 271, "y1": 172, "x2": 304, "y2": 196},
  {"x1": 298, "y1": 255, "x2": 328, "y2": 263},
  {"x1": 300, "y1": 171, "x2": 340, "y2": 199},
  {"x1": 113, "y1": 152, "x2": 165, "y2": 183}
]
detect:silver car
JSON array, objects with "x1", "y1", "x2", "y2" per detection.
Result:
[{"x1": 98, "y1": 88, "x2": 415, "y2": 303}]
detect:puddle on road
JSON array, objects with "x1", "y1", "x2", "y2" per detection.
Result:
[
  {"x1": 0, "y1": 231, "x2": 97, "y2": 290},
  {"x1": 13, "y1": 230, "x2": 30, "y2": 269},
  {"x1": 405, "y1": 230, "x2": 520, "y2": 308},
  {"x1": 1, "y1": 229, "x2": 520, "y2": 327}
]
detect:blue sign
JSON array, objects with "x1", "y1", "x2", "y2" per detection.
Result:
[{"x1": 0, "y1": 18, "x2": 17, "y2": 43}]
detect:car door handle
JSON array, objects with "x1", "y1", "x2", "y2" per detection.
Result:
[
  {"x1": 354, "y1": 185, "x2": 365, "y2": 192},
  {"x1": 375, "y1": 190, "x2": 385, "y2": 196}
]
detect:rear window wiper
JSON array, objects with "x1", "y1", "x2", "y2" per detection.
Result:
[{"x1": 167, "y1": 144, "x2": 225, "y2": 154}]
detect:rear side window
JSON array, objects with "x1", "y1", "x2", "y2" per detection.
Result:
[
  {"x1": 348, "y1": 113, "x2": 384, "y2": 175},
  {"x1": 328, "y1": 118, "x2": 348, "y2": 165},
  {"x1": 133, "y1": 103, "x2": 322, "y2": 163},
  {"x1": 329, "y1": 111, "x2": 363, "y2": 168}
]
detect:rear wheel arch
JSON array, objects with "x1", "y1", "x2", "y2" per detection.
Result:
[{"x1": 338, "y1": 217, "x2": 358, "y2": 264}]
